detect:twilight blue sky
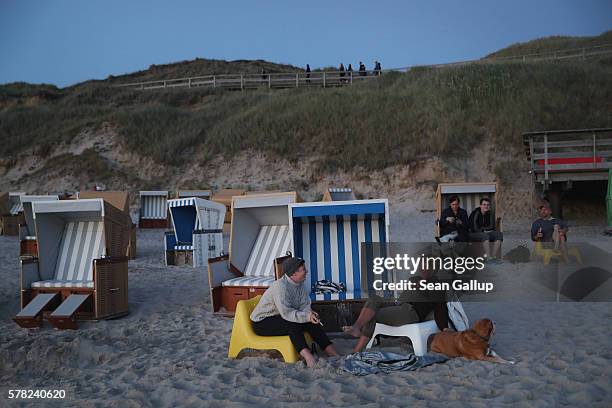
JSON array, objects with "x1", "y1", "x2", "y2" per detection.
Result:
[{"x1": 0, "y1": 0, "x2": 610, "y2": 87}]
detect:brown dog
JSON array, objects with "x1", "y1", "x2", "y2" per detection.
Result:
[{"x1": 429, "y1": 318, "x2": 514, "y2": 364}]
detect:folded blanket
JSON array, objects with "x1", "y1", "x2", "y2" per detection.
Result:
[
  {"x1": 312, "y1": 280, "x2": 346, "y2": 294},
  {"x1": 338, "y1": 351, "x2": 448, "y2": 376}
]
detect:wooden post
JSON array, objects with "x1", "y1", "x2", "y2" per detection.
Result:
[
  {"x1": 213, "y1": 76, "x2": 216, "y2": 88},
  {"x1": 241, "y1": 74, "x2": 244, "y2": 90},
  {"x1": 296, "y1": 73, "x2": 299, "y2": 88},
  {"x1": 268, "y1": 74, "x2": 271, "y2": 89},
  {"x1": 163, "y1": 80, "x2": 167, "y2": 88},
  {"x1": 544, "y1": 132, "x2": 549, "y2": 185},
  {"x1": 593, "y1": 131, "x2": 597, "y2": 168},
  {"x1": 323, "y1": 72, "x2": 326, "y2": 88},
  {"x1": 188, "y1": 78, "x2": 192, "y2": 88}
]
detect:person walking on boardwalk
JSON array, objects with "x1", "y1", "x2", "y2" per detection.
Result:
[{"x1": 359, "y1": 61, "x2": 366, "y2": 77}]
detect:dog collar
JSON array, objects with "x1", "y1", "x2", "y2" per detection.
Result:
[{"x1": 469, "y1": 329, "x2": 490, "y2": 343}]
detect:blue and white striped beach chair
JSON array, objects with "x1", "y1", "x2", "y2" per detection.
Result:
[
  {"x1": 165, "y1": 197, "x2": 226, "y2": 267},
  {"x1": 289, "y1": 199, "x2": 390, "y2": 302}
]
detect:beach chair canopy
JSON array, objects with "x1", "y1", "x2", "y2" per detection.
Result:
[
  {"x1": 139, "y1": 191, "x2": 168, "y2": 220},
  {"x1": 323, "y1": 188, "x2": 356, "y2": 201},
  {"x1": 20, "y1": 195, "x2": 59, "y2": 237},
  {"x1": 290, "y1": 199, "x2": 390, "y2": 301},
  {"x1": 30, "y1": 198, "x2": 130, "y2": 289},
  {"x1": 9, "y1": 192, "x2": 26, "y2": 215},
  {"x1": 226, "y1": 192, "x2": 298, "y2": 287},
  {"x1": 177, "y1": 190, "x2": 212, "y2": 200},
  {"x1": 168, "y1": 197, "x2": 226, "y2": 249}
]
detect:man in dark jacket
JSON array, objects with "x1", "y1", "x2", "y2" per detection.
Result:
[
  {"x1": 468, "y1": 197, "x2": 503, "y2": 260},
  {"x1": 439, "y1": 195, "x2": 469, "y2": 242}
]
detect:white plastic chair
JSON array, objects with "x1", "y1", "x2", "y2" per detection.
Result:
[{"x1": 365, "y1": 320, "x2": 440, "y2": 356}]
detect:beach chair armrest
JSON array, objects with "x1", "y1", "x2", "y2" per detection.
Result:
[
  {"x1": 20, "y1": 257, "x2": 41, "y2": 289},
  {"x1": 18, "y1": 224, "x2": 28, "y2": 240},
  {"x1": 496, "y1": 217, "x2": 502, "y2": 232},
  {"x1": 208, "y1": 256, "x2": 240, "y2": 288}
]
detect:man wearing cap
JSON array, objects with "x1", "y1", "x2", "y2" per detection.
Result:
[
  {"x1": 531, "y1": 201, "x2": 568, "y2": 253},
  {"x1": 250, "y1": 257, "x2": 339, "y2": 367}
]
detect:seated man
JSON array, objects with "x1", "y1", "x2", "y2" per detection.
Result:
[
  {"x1": 468, "y1": 197, "x2": 503, "y2": 261},
  {"x1": 343, "y1": 272, "x2": 450, "y2": 353},
  {"x1": 438, "y1": 195, "x2": 469, "y2": 242},
  {"x1": 531, "y1": 201, "x2": 568, "y2": 254}
]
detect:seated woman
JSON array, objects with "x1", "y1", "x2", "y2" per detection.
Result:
[
  {"x1": 343, "y1": 275, "x2": 450, "y2": 353},
  {"x1": 250, "y1": 257, "x2": 339, "y2": 367}
]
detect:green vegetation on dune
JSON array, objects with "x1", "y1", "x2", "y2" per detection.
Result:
[
  {"x1": 486, "y1": 30, "x2": 612, "y2": 58},
  {"x1": 1, "y1": 60, "x2": 611, "y2": 172}
]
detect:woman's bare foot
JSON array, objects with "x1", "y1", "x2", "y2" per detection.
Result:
[
  {"x1": 342, "y1": 325, "x2": 361, "y2": 338},
  {"x1": 300, "y1": 348, "x2": 317, "y2": 368}
]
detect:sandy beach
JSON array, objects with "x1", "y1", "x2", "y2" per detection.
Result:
[{"x1": 1, "y1": 205, "x2": 612, "y2": 408}]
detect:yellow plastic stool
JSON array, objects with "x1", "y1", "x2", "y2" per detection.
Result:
[
  {"x1": 228, "y1": 295, "x2": 313, "y2": 363},
  {"x1": 533, "y1": 241, "x2": 582, "y2": 265}
]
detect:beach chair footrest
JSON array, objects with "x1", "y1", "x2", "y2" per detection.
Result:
[{"x1": 48, "y1": 294, "x2": 91, "y2": 330}]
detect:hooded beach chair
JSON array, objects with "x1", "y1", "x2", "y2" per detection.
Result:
[
  {"x1": 284, "y1": 199, "x2": 390, "y2": 331},
  {"x1": 289, "y1": 199, "x2": 390, "y2": 301},
  {"x1": 212, "y1": 188, "x2": 247, "y2": 225},
  {"x1": 14, "y1": 198, "x2": 131, "y2": 329},
  {"x1": 1, "y1": 192, "x2": 26, "y2": 236},
  {"x1": 165, "y1": 197, "x2": 226, "y2": 267},
  {"x1": 18, "y1": 195, "x2": 59, "y2": 256},
  {"x1": 435, "y1": 182, "x2": 501, "y2": 238},
  {"x1": 322, "y1": 187, "x2": 356, "y2": 201},
  {"x1": 208, "y1": 192, "x2": 300, "y2": 313},
  {"x1": 77, "y1": 191, "x2": 137, "y2": 259},
  {"x1": 139, "y1": 191, "x2": 169, "y2": 228}
]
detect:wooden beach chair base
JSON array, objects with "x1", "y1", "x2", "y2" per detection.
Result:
[
  {"x1": 48, "y1": 294, "x2": 91, "y2": 330},
  {"x1": 14, "y1": 293, "x2": 60, "y2": 328}
]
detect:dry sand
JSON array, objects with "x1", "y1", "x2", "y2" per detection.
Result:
[{"x1": 1, "y1": 204, "x2": 612, "y2": 407}]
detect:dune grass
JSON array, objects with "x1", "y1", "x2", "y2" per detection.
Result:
[{"x1": 1, "y1": 58, "x2": 611, "y2": 173}]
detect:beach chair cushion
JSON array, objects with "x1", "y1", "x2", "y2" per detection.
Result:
[
  {"x1": 221, "y1": 276, "x2": 276, "y2": 287},
  {"x1": 31, "y1": 280, "x2": 94, "y2": 288},
  {"x1": 32, "y1": 221, "x2": 104, "y2": 289}
]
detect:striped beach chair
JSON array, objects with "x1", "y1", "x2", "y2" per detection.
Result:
[
  {"x1": 435, "y1": 183, "x2": 501, "y2": 237},
  {"x1": 139, "y1": 191, "x2": 169, "y2": 228},
  {"x1": 165, "y1": 197, "x2": 225, "y2": 267},
  {"x1": 208, "y1": 192, "x2": 300, "y2": 313},
  {"x1": 289, "y1": 200, "x2": 390, "y2": 302},
  {"x1": 322, "y1": 187, "x2": 356, "y2": 202},
  {"x1": 14, "y1": 198, "x2": 131, "y2": 329}
]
